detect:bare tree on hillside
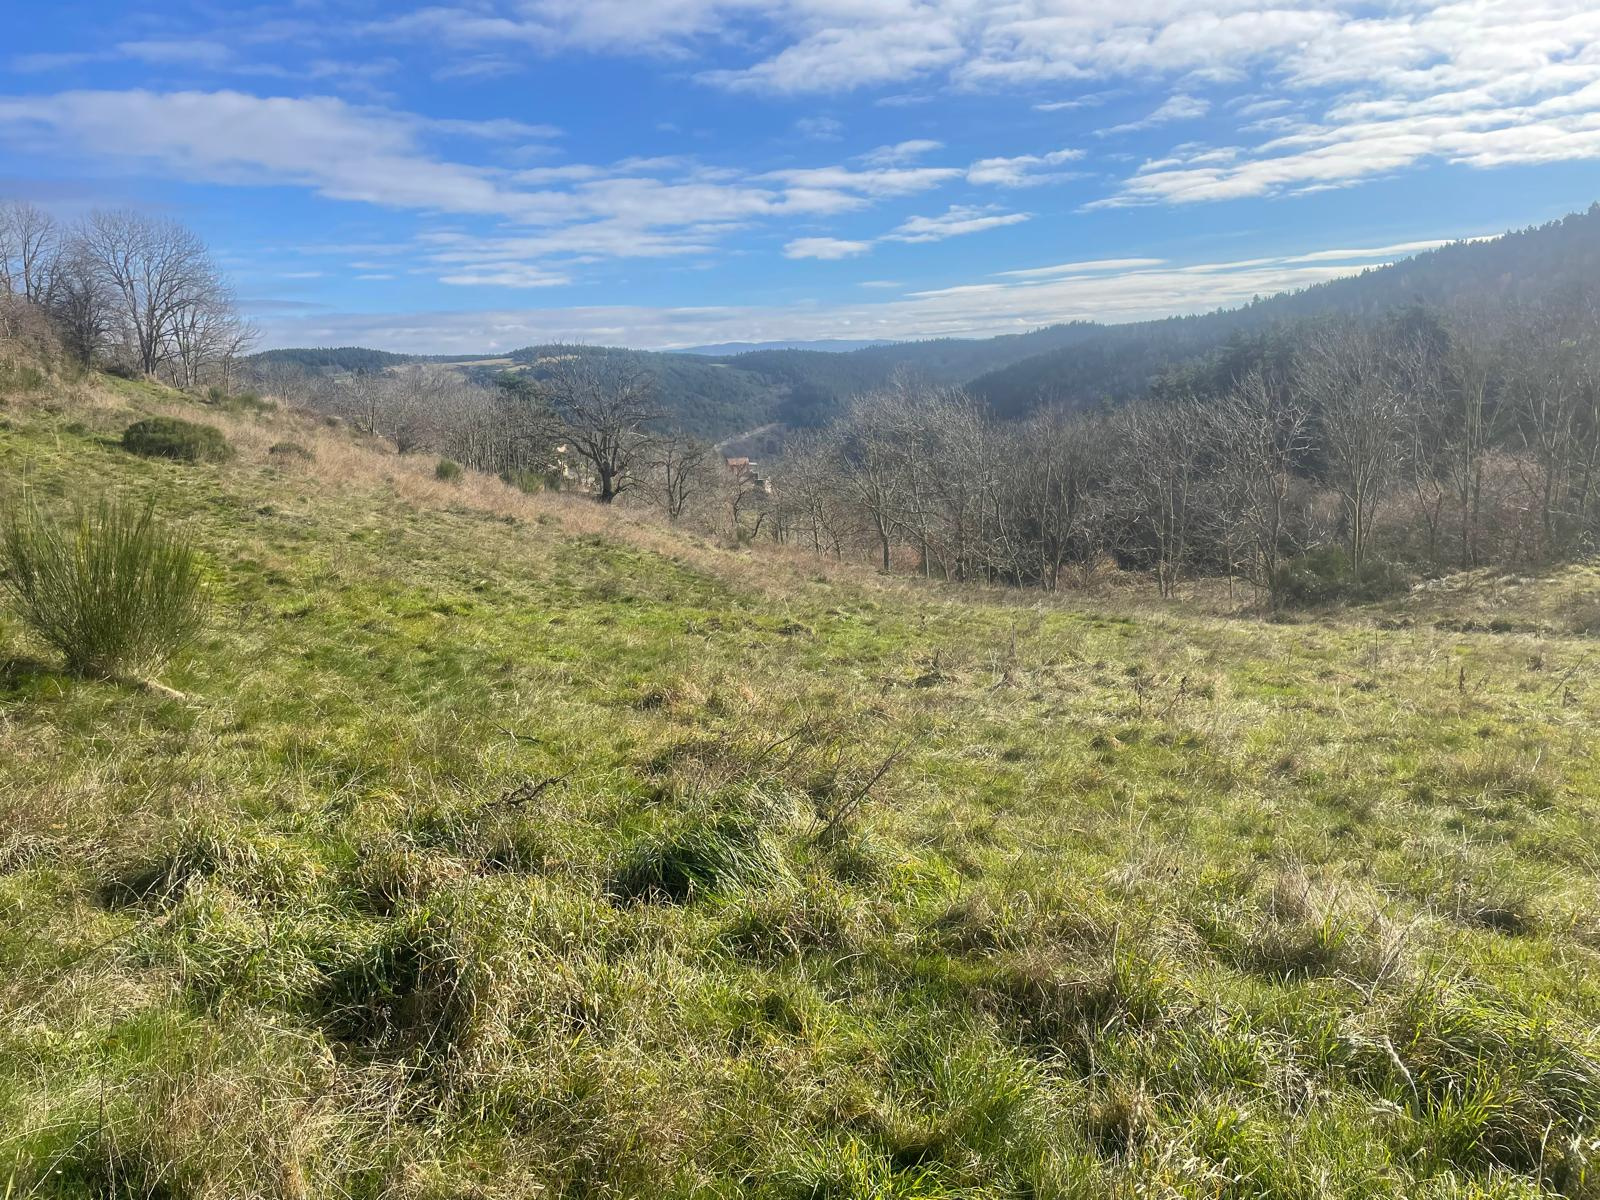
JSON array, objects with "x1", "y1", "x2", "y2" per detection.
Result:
[
  {"x1": 539, "y1": 352, "x2": 662, "y2": 502},
  {"x1": 772, "y1": 433, "x2": 852, "y2": 557},
  {"x1": 214, "y1": 317, "x2": 260, "y2": 392},
  {"x1": 0, "y1": 202, "x2": 60, "y2": 304},
  {"x1": 78, "y1": 210, "x2": 222, "y2": 375},
  {"x1": 1436, "y1": 316, "x2": 1501, "y2": 569},
  {"x1": 43, "y1": 241, "x2": 112, "y2": 363},
  {"x1": 1209, "y1": 368, "x2": 1312, "y2": 597},
  {"x1": 1298, "y1": 322, "x2": 1406, "y2": 575},
  {"x1": 918, "y1": 386, "x2": 993, "y2": 581},
  {"x1": 389, "y1": 365, "x2": 454, "y2": 454},
  {"x1": 828, "y1": 384, "x2": 919, "y2": 572},
  {"x1": 334, "y1": 370, "x2": 392, "y2": 438},
  {"x1": 651, "y1": 436, "x2": 710, "y2": 522},
  {"x1": 169, "y1": 283, "x2": 253, "y2": 389},
  {"x1": 1500, "y1": 304, "x2": 1600, "y2": 562},
  {"x1": 1113, "y1": 397, "x2": 1208, "y2": 598}
]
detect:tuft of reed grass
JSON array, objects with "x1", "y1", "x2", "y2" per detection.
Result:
[
  {"x1": 608, "y1": 815, "x2": 790, "y2": 904},
  {"x1": 0, "y1": 496, "x2": 207, "y2": 679}
]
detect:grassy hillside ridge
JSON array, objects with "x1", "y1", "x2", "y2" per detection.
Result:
[{"x1": 4, "y1": 368, "x2": 1600, "y2": 1197}]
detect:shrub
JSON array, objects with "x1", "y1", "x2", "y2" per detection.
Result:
[
  {"x1": 500, "y1": 468, "x2": 547, "y2": 494},
  {"x1": 435, "y1": 458, "x2": 463, "y2": 483},
  {"x1": 204, "y1": 386, "x2": 271, "y2": 414},
  {"x1": 267, "y1": 441, "x2": 314, "y2": 463},
  {"x1": 0, "y1": 498, "x2": 207, "y2": 678},
  {"x1": 0, "y1": 362, "x2": 46, "y2": 394},
  {"x1": 1271, "y1": 546, "x2": 1410, "y2": 608},
  {"x1": 122, "y1": 417, "x2": 234, "y2": 464},
  {"x1": 1565, "y1": 594, "x2": 1600, "y2": 636}
]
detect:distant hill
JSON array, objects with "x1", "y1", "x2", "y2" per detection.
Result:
[
  {"x1": 679, "y1": 339, "x2": 896, "y2": 355},
  {"x1": 247, "y1": 346, "x2": 422, "y2": 373},
  {"x1": 245, "y1": 346, "x2": 491, "y2": 372},
  {"x1": 249, "y1": 203, "x2": 1600, "y2": 439},
  {"x1": 966, "y1": 205, "x2": 1600, "y2": 416}
]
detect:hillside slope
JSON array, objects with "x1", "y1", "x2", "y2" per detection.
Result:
[
  {"x1": 249, "y1": 203, "x2": 1600, "y2": 439},
  {"x1": 5, "y1": 372, "x2": 1600, "y2": 1198}
]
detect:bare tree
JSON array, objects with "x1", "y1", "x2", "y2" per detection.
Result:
[
  {"x1": 1209, "y1": 368, "x2": 1312, "y2": 598},
  {"x1": 42, "y1": 241, "x2": 111, "y2": 363},
  {"x1": 538, "y1": 351, "x2": 661, "y2": 502},
  {"x1": 333, "y1": 370, "x2": 392, "y2": 437},
  {"x1": 771, "y1": 432, "x2": 852, "y2": 558},
  {"x1": 1008, "y1": 403, "x2": 1099, "y2": 590},
  {"x1": 1112, "y1": 397, "x2": 1207, "y2": 598},
  {"x1": 918, "y1": 387, "x2": 993, "y2": 582},
  {"x1": 0, "y1": 201, "x2": 60, "y2": 304},
  {"x1": 1436, "y1": 317, "x2": 1502, "y2": 568},
  {"x1": 1298, "y1": 322, "x2": 1405, "y2": 576},
  {"x1": 724, "y1": 456, "x2": 774, "y2": 538},
  {"x1": 650, "y1": 436, "x2": 710, "y2": 522},
  {"x1": 1501, "y1": 303, "x2": 1599, "y2": 562},
  {"x1": 491, "y1": 373, "x2": 559, "y2": 476},
  {"x1": 78, "y1": 210, "x2": 222, "y2": 375},
  {"x1": 168, "y1": 283, "x2": 243, "y2": 389},
  {"x1": 214, "y1": 317, "x2": 260, "y2": 392},
  {"x1": 828, "y1": 388, "x2": 909, "y2": 572},
  {"x1": 388, "y1": 365, "x2": 452, "y2": 454}
]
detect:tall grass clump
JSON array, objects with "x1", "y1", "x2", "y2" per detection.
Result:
[{"x1": 1, "y1": 497, "x2": 207, "y2": 678}]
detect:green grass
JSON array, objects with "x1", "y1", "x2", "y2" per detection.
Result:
[{"x1": 3, "y1": 378, "x2": 1600, "y2": 1197}]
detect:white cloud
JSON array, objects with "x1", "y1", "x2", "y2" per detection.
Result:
[
  {"x1": 255, "y1": 234, "x2": 1485, "y2": 352},
  {"x1": 761, "y1": 163, "x2": 963, "y2": 197},
  {"x1": 1099, "y1": 93, "x2": 1210, "y2": 135},
  {"x1": 858, "y1": 139, "x2": 943, "y2": 166},
  {"x1": 355, "y1": 2, "x2": 1600, "y2": 207},
  {"x1": 0, "y1": 87, "x2": 1012, "y2": 287},
  {"x1": 1105, "y1": 91, "x2": 1600, "y2": 205},
  {"x1": 438, "y1": 264, "x2": 572, "y2": 287},
  {"x1": 794, "y1": 115, "x2": 844, "y2": 140},
  {"x1": 886, "y1": 205, "x2": 1031, "y2": 243},
  {"x1": 784, "y1": 203, "x2": 1031, "y2": 262},
  {"x1": 966, "y1": 147, "x2": 1084, "y2": 186},
  {"x1": 0, "y1": 90, "x2": 540, "y2": 217},
  {"x1": 784, "y1": 236, "x2": 874, "y2": 259},
  {"x1": 995, "y1": 257, "x2": 1167, "y2": 278},
  {"x1": 700, "y1": 20, "x2": 966, "y2": 93},
  {"x1": 1034, "y1": 91, "x2": 1117, "y2": 113}
]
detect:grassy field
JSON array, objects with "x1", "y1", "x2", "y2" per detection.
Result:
[{"x1": 3, "y1": 371, "x2": 1600, "y2": 1199}]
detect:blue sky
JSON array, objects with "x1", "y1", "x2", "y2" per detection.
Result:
[{"x1": 5, "y1": 1, "x2": 1600, "y2": 351}]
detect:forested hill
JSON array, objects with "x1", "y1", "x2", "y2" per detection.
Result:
[
  {"x1": 245, "y1": 346, "x2": 491, "y2": 372},
  {"x1": 965, "y1": 203, "x2": 1600, "y2": 416},
  {"x1": 248, "y1": 203, "x2": 1600, "y2": 439},
  {"x1": 716, "y1": 202, "x2": 1600, "y2": 421}
]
